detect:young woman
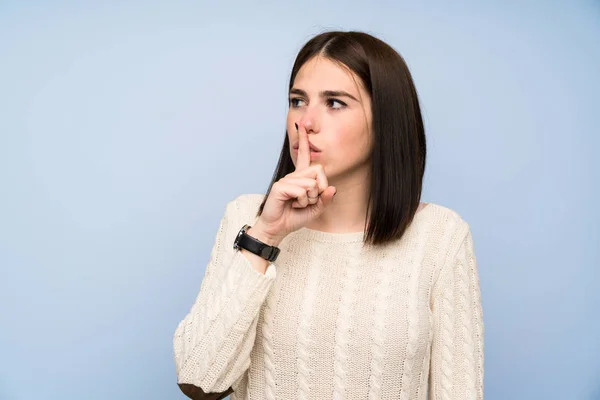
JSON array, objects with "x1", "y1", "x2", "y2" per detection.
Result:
[{"x1": 173, "y1": 30, "x2": 484, "y2": 400}]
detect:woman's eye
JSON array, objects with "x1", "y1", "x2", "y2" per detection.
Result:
[
  {"x1": 327, "y1": 98, "x2": 346, "y2": 109},
  {"x1": 289, "y1": 97, "x2": 346, "y2": 109},
  {"x1": 289, "y1": 98, "x2": 305, "y2": 107}
]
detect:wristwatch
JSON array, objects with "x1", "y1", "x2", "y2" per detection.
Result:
[{"x1": 233, "y1": 224, "x2": 281, "y2": 262}]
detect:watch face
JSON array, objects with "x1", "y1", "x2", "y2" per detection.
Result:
[{"x1": 233, "y1": 224, "x2": 251, "y2": 250}]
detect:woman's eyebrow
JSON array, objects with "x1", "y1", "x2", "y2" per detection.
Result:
[{"x1": 289, "y1": 88, "x2": 359, "y2": 102}]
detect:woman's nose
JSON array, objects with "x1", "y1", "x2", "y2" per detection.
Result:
[{"x1": 298, "y1": 115, "x2": 318, "y2": 133}]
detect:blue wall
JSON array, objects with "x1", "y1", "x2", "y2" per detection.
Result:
[{"x1": 1, "y1": 1, "x2": 598, "y2": 399}]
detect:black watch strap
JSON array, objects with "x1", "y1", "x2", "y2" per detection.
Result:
[{"x1": 233, "y1": 224, "x2": 280, "y2": 262}]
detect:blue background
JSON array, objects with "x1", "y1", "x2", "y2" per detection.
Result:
[{"x1": 1, "y1": 1, "x2": 599, "y2": 399}]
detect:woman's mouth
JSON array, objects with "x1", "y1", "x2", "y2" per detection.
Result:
[
  {"x1": 292, "y1": 143, "x2": 321, "y2": 152},
  {"x1": 293, "y1": 148, "x2": 322, "y2": 160}
]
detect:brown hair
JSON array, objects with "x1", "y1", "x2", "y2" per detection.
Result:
[{"x1": 256, "y1": 30, "x2": 427, "y2": 246}]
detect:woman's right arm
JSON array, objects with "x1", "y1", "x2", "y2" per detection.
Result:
[
  {"x1": 174, "y1": 120, "x2": 336, "y2": 398},
  {"x1": 173, "y1": 196, "x2": 278, "y2": 397}
]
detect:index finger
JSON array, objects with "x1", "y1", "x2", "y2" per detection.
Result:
[{"x1": 295, "y1": 122, "x2": 311, "y2": 171}]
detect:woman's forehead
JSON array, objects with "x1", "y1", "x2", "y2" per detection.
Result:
[{"x1": 293, "y1": 57, "x2": 364, "y2": 95}]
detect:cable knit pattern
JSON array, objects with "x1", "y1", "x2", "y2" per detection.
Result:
[
  {"x1": 429, "y1": 223, "x2": 484, "y2": 400},
  {"x1": 297, "y1": 260, "x2": 320, "y2": 399},
  {"x1": 194, "y1": 254, "x2": 262, "y2": 386},
  {"x1": 399, "y1": 225, "x2": 428, "y2": 400},
  {"x1": 456, "y1": 242, "x2": 476, "y2": 396},
  {"x1": 332, "y1": 252, "x2": 361, "y2": 400},
  {"x1": 261, "y1": 269, "x2": 278, "y2": 400},
  {"x1": 367, "y1": 248, "x2": 392, "y2": 400},
  {"x1": 439, "y1": 266, "x2": 455, "y2": 400},
  {"x1": 173, "y1": 193, "x2": 484, "y2": 399}
]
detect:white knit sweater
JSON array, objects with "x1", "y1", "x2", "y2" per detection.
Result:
[{"x1": 173, "y1": 193, "x2": 484, "y2": 399}]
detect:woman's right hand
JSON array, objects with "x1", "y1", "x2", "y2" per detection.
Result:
[{"x1": 254, "y1": 122, "x2": 337, "y2": 243}]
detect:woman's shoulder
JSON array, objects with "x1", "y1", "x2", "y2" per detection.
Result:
[
  {"x1": 225, "y1": 193, "x2": 265, "y2": 222},
  {"x1": 424, "y1": 202, "x2": 469, "y2": 226},
  {"x1": 232, "y1": 193, "x2": 265, "y2": 212},
  {"x1": 421, "y1": 202, "x2": 473, "y2": 253}
]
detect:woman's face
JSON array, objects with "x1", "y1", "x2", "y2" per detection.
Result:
[{"x1": 287, "y1": 56, "x2": 373, "y2": 179}]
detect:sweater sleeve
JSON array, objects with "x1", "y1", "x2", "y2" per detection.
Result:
[
  {"x1": 173, "y1": 196, "x2": 277, "y2": 394},
  {"x1": 429, "y1": 224, "x2": 484, "y2": 400}
]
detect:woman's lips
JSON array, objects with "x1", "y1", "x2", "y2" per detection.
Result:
[
  {"x1": 292, "y1": 142, "x2": 321, "y2": 152},
  {"x1": 293, "y1": 148, "x2": 322, "y2": 159}
]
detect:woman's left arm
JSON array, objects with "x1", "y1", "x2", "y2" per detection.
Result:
[{"x1": 429, "y1": 223, "x2": 485, "y2": 400}]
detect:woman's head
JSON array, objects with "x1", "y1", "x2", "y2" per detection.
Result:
[
  {"x1": 257, "y1": 30, "x2": 427, "y2": 246},
  {"x1": 287, "y1": 54, "x2": 374, "y2": 183}
]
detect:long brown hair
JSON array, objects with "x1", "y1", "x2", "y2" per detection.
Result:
[{"x1": 256, "y1": 30, "x2": 427, "y2": 247}]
